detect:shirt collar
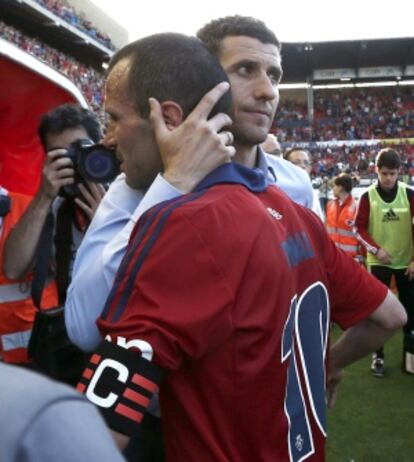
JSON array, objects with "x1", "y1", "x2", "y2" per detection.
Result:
[
  {"x1": 377, "y1": 180, "x2": 398, "y2": 196},
  {"x1": 195, "y1": 162, "x2": 267, "y2": 193},
  {"x1": 256, "y1": 147, "x2": 277, "y2": 183}
]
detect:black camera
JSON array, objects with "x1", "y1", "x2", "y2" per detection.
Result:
[
  {"x1": 0, "y1": 194, "x2": 11, "y2": 217},
  {"x1": 60, "y1": 139, "x2": 120, "y2": 197}
]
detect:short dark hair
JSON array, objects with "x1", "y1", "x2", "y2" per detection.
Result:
[
  {"x1": 333, "y1": 173, "x2": 353, "y2": 193},
  {"x1": 375, "y1": 148, "x2": 401, "y2": 170},
  {"x1": 197, "y1": 15, "x2": 281, "y2": 56},
  {"x1": 38, "y1": 104, "x2": 102, "y2": 150},
  {"x1": 284, "y1": 147, "x2": 309, "y2": 161},
  {"x1": 108, "y1": 33, "x2": 231, "y2": 119}
]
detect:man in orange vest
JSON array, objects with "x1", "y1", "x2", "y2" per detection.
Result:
[
  {"x1": 0, "y1": 187, "x2": 58, "y2": 364},
  {"x1": 326, "y1": 173, "x2": 363, "y2": 263},
  {"x1": 1, "y1": 104, "x2": 105, "y2": 365}
]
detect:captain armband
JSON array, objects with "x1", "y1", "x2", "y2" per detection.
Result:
[{"x1": 77, "y1": 340, "x2": 164, "y2": 437}]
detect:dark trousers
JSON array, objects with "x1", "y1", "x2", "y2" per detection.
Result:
[
  {"x1": 370, "y1": 265, "x2": 414, "y2": 358},
  {"x1": 123, "y1": 414, "x2": 164, "y2": 462}
]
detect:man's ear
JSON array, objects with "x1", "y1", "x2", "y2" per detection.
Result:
[{"x1": 159, "y1": 101, "x2": 184, "y2": 130}]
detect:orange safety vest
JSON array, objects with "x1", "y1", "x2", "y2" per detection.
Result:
[
  {"x1": 0, "y1": 191, "x2": 58, "y2": 363},
  {"x1": 326, "y1": 194, "x2": 362, "y2": 261}
]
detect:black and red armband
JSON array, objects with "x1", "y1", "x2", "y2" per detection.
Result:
[{"x1": 77, "y1": 340, "x2": 164, "y2": 437}]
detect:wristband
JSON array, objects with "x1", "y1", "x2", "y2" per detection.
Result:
[{"x1": 77, "y1": 340, "x2": 164, "y2": 437}]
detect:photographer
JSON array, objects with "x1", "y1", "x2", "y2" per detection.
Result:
[{"x1": 1, "y1": 104, "x2": 107, "y2": 365}]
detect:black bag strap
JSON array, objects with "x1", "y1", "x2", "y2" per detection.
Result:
[
  {"x1": 54, "y1": 199, "x2": 74, "y2": 305},
  {"x1": 31, "y1": 210, "x2": 55, "y2": 311}
]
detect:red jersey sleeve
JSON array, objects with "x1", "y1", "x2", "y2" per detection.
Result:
[
  {"x1": 98, "y1": 205, "x2": 235, "y2": 371},
  {"x1": 354, "y1": 191, "x2": 380, "y2": 254},
  {"x1": 322, "y1": 235, "x2": 388, "y2": 329}
]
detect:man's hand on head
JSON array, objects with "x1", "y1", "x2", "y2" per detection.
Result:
[
  {"x1": 75, "y1": 182, "x2": 107, "y2": 220},
  {"x1": 40, "y1": 149, "x2": 75, "y2": 200},
  {"x1": 149, "y1": 82, "x2": 235, "y2": 193}
]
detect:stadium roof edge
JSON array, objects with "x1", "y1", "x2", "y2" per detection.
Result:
[
  {"x1": 18, "y1": 0, "x2": 114, "y2": 56},
  {"x1": 281, "y1": 36, "x2": 414, "y2": 83},
  {"x1": 0, "y1": 38, "x2": 88, "y2": 107},
  {"x1": 282, "y1": 36, "x2": 414, "y2": 45}
]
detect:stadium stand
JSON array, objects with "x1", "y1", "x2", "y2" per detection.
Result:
[
  {"x1": 33, "y1": 0, "x2": 115, "y2": 50},
  {"x1": 0, "y1": 2, "x2": 413, "y2": 187},
  {"x1": 276, "y1": 86, "x2": 414, "y2": 142},
  {"x1": 0, "y1": 21, "x2": 105, "y2": 113}
]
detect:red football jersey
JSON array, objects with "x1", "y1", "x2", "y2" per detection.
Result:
[{"x1": 98, "y1": 164, "x2": 387, "y2": 462}]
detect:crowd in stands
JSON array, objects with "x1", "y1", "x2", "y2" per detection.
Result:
[
  {"x1": 2, "y1": 19, "x2": 414, "y2": 184},
  {"x1": 305, "y1": 142, "x2": 414, "y2": 179},
  {"x1": 34, "y1": 0, "x2": 116, "y2": 50},
  {"x1": 0, "y1": 21, "x2": 105, "y2": 113},
  {"x1": 276, "y1": 87, "x2": 414, "y2": 142}
]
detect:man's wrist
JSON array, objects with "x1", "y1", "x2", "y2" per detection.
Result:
[
  {"x1": 163, "y1": 172, "x2": 195, "y2": 194},
  {"x1": 371, "y1": 247, "x2": 379, "y2": 256},
  {"x1": 35, "y1": 188, "x2": 55, "y2": 208}
]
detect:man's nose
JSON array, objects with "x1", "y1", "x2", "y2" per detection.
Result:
[{"x1": 254, "y1": 72, "x2": 277, "y2": 101}]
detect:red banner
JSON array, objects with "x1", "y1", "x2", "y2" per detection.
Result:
[{"x1": 0, "y1": 56, "x2": 75, "y2": 195}]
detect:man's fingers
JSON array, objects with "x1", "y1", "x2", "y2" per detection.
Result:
[
  {"x1": 218, "y1": 131, "x2": 234, "y2": 146},
  {"x1": 189, "y1": 82, "x2": 230, "y2": 120},
  {"x1": 77, "y1": 183, "x2": 94, "y2": 204},
  {"x1": 208, "y1": 112, "x2": 233, "y2": 132},
  {"x1": 74, "y1": 197, "x2": 93, "y2": 219},
  {"x1": 46, "y1": 156, "x2": 73, "y2": 171},
  {"x1": 85, "y1": 181, "x2": 107, "y2": 200},
  {"x1": 46, "y1": 148, "x2": 68, "y2": 160},
  {"x1": 52, "y1": 167, "x2": 75, "y2": 179},
  {"x1": 149, "y1": 97, "x2": 168, "y2": 140},
  {"x1": 224, "y1": 146, "x2": 236, "y2": 159}
]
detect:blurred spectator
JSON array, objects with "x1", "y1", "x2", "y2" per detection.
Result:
[
  {"x1": 0, "y1": 362, "x2": 124, "y2": 461},
  {"x1": 260, "y1": 133, "x2": 282, "y2": 156},
  {"x1": 319, "y1": 176, "x2": 331, "y2": 213},
  {"x1": 326, "y1": 173, "x2": 363, "y2": 262},
  {"x1": 285, "y1": 147, "x2": 324, "y2": 220}
]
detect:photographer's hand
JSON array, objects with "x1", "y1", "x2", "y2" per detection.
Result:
[
  {"x1": 3, "y1": 149, "x2": 74, "y2": 279},
  {"x1": 40, "y1": 149, "x2": 75, "y2": 200},
  {"x1": 75, "y1": 182, "x2": 107, "y2": 220}
]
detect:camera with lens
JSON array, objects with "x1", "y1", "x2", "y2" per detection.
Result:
[{"x1": 60, "y1": 139, "x2": 120, "y2": 197}]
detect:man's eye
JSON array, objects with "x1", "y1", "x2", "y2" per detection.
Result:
[
  {"x1": 238, "y1": 65, "x2": 252, "y2": 75},
  {"x1": 269, "y1": 73, "x2": 281, "y2": 85}
]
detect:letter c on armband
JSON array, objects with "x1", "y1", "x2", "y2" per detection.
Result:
[
  {"x1": 77, "y1": 339, "x2": 164, "y2": 437},
  {"x1": 86, "y1": 358, "x2": 129, "y2": 408}
]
